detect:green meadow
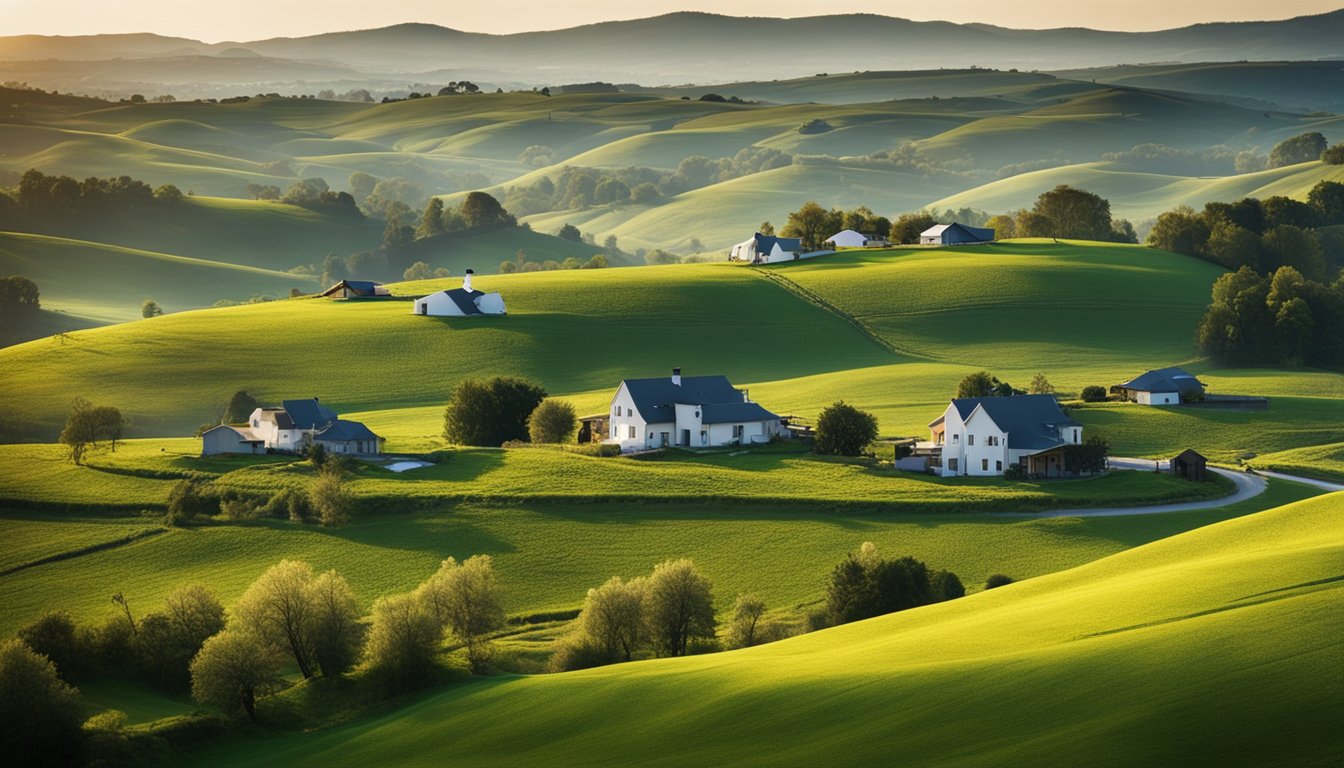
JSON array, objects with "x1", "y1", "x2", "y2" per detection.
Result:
[{"x1": 182, "y1": 490, "x2": 1344, "y2": 767}]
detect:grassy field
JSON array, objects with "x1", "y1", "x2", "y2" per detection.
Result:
[
  {"x1": 1248, "y1": 443, "x2": 1344, "y2": 483},
  {"x1": 184, "y1": 489, "x2": 1344, "y2": 767}
]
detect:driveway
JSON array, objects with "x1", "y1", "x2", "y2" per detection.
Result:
[{"x1": 1024, "y1": 457, "x2": 1267, "y2": 518}]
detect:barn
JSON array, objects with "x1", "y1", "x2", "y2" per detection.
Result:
[
  {"x1": 1171, "y1": 449, "x2": 1209, "y2": 481},
  {"x1": 919, "y1": 223, "x2": 995, "y2": 246},
  {"x1": 730, "y1": 233, "x2": 804, "y2": 264},
  {"x1": 413, "y1": 270, "x2": 506, "y2": 316},
  {"x1": 200, "y1": 425, "x2": 264, "y2": 456},
  {"x1": 320, "y1": 280, "x2": 390, "y2": 299}
]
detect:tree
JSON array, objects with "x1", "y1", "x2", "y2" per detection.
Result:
[
  {"x1": 889, "y1": 211, "x2": 937, "y2": 244},
  {"x1": 1028, "y1": 373, "x2": 1054, "y2": 395},
  {"x1": 985, "y1": 214, "x2": 1015, "y2": 239},
  {"x1": 0, "y1": 276, "x2": 40, "y2": 326},
  {"x1": 814, "y1": 401, "x2": 878, "y2": 457},
  {"x1": 645, "y1": 559, "x2": 716, "y2": 658},
  {"x1": 1202, "y1": 221, "x2": 1263, "y2": 271},
  {"x1": 304, "y1": 570, "x2": 362, "y2": 677},
  {"x1": 578, "y1": 576, "x2": 648, "y2": 662},
  {"x1": 1030, "y1": 185, "x2": 1113, "y2": 240},
  {"x1": 1063, "y1": 436, "x2": 1110, "y2": 475},
  {"x1": 58, "y1": 397, "x2": 98, "y2": 465},
  {"x1": 165, "y1": 477, "x2": 217, "y2": 525},
  {"x1": 498, "y1": 260, "x2": 517, "y2": 274},
  {"x1": 1080, "y1": 385, "x2": 1108, "y2": 403},
  {"x1": 630, "y1": 183, "x2": 660, "y2": 204},
  {"x1": 308, "y1": 465, "x2": 352, "y2": 527},
  {"x1": 956, "y1": 371, "x2": 998, "y2": 398},
  {"x1": 527, "y1": 399, "x2": 577, "y2": 443},
  {"x1": 137, "y1": 584, "x2": 225, "y2": 691},
  {"x1": 16, "y1": 612, "x2": 81, "y2": 682},
  {"x1": 758, "y1": 220, "x2": 775, "y2": 236},
  {"x1": 1307, "y1": 180, "x2": 1344, "y2": 226},
  {"x1": 984, "y1": 574, "x2": 1015, "y2": 589},
  {"x1": 824, "y1": 543, "x2": 942, "y2": 624},
  {"x1": 0, "y1": 639, "x2": 85, "y2": 767},
  {"x1": 1268, "y1": 131, "x2": 1327, "y2": 168},
  {"x1": 725, "y1": 593, "x2": 768, "y2": 649},
  {"x1": 224, "y1": 391, "x2": 258, "y2": 424},
  {"x1": 782, "y1": 201, "x2": 840, "y2": 250},
  {"x1": 189, "y1": 630, "x2": 284, "y2": 722},
  {"x1": 1260, "y1": 225, "x2": 1327, "y2": 282},
  {"x1": 141, "y1": 299, "x2": 163, "y2": 318},
  {"x1": 362, "y1": 593, "x2": 440, "y2": 689},
  {"x1": 443, "y1": 376, "x2": 547, "y2": 446},
  {"x1": 557, "y1": 223, "x2": 582, "y2": 242},
  {"x1": 347, "y1": 171, "x2": 378, "y2": 203},
  {"x1": 929, "y1": 570, "x2": 965, "y2": 601},
  {"x1": 414, "y1": 555, "x2": 505, "y2": 673},
  {"x1": 1322, "y1": 144, "x2": 1344, "y2": 165},
  {"x1": 415, "y1": 198, "x2": 447, "y2": 239},
  {"x1": 234, "y1": 560, "x2": 318, "y2": 679},
  {"x1": 460, "y1": 191, "x2": 513, "y2": 229}
]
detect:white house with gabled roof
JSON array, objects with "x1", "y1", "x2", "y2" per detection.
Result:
[
  {"x1": 917, "y1": 394, "x2": 1081, "y2": 477},
  {"x1": 413, "y1": 269, "x2": 506, "y2": 316},
  {"x1": 608, "y1": 368, "x2": 786, "y2": 452}
]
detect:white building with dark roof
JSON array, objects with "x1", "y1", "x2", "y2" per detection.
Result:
[
  {"x1": 413, "y1": 269, "x2": 505, "y2": 316},
  {"x1": 915, "y1": 394, "x2": 1081, "y2": 477},
  {"x1": 1111, "y1": 367, "x2": 1206, "y2": 405},
  {"x1": 239, "y1": 398, "x2": 381, "y2": 455},
  {"x1": 607, "y1": 368, "x2": 786, "y2": 452}
]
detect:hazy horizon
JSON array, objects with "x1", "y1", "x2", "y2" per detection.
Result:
[{"x1": 4, "y1": 1, "x2": 1341, "y2": 42}]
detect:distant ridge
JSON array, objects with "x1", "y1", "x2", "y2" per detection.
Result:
[{"x1": 1, "y1": 10, "x2": 1342, "y2": 86}]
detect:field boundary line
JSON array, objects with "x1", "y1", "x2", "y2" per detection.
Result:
[
  {"x1": 0, "y1": 527, "x2": 168, "y2": 577},
  {"x1": 749, "y1": 266, "x2": 912, "y2": 359}
]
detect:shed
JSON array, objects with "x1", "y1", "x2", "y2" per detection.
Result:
[
  {"x1": 919, "y1": 223, "x2": 995, "y2": 246},
  {"x1": 320, "y1": 280, "x2": 390, "y2": 299},
  {"x1": 201, "y1": 425, "x2": 264, "y2": 456},
  {"x1": 1171, "y1": 449, "x2": 1208, "y2": 481},
  {"x1": 577, "y1": 414, "x2": 610, "y2": 443}
]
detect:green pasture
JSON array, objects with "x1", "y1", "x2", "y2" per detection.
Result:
[{"x1": 186, "y1": 490, "x2": 1344, "y2": 767}]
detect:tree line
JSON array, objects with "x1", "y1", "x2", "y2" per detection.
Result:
[{"x1": 0, "y1": 169, "x2": 187, "y2": 229}]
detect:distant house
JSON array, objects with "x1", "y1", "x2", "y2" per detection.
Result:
[
  {"x1": 1112, "y1": 367, "x2": 1206, "y2": 405},
  {"x1": 919, "y1": 223, "x2": 995, "y2": 246},
  {"x1": 413, "y1": 269, "x2": 505, "y2": 316},
  {"x1": 321, "y1": 280, "x2": 390, "y2": 299},
  {"x1": 825, "y1": 229, "x2": 887, "y2": 248},
  {"x1": 730, "y1": 233, "x2": 805, "y2": 264},
  {"x1": 913, "y1": 394, "x2": 1081, "y2": 477},
  {"x1": 243, "y1": 398, "x2": 381, "y2": 455},
  {"x1": 200, "y1": 425, "x2": 264, "y2": 456},
  {"x1": 607, "y1": 368, "x2": 786, "y2": 452}
]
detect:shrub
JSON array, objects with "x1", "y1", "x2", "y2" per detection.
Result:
[
  {"x1": 814, "y1": 401, "x2": 879, "y2": 456},
  {"x1": 984, "y1": 574, "x2": 1015, "y2": 589},
  {"x1": 165, "y1": 478, "x2": 218, "y2": 525},
  {"x1": 262, "y1": 488, "x2": 310, "y2": 521},
  {"x1": 17, "y1": 611, "x2": 82, "y2": 682},
  {"x1": 546, "y1": 633, "x2": 612, "y2": 673},
  {"x1": 527, "y1": 399, "x2": 577, "y2": 443},
  {"x1": 0, "y1": 639, "x2": 85, "y2": 767},
  {"x1": 929, "y1": 569, "x2": 966, "y2": 602},
  {"x1": 443, "y1": 376, "x2": 547, "y2": 446},
  {"x1": 189, "y1": 631, "x2": 284, "y2": 723},
  {"x1": 1323, "y1": 144, "x2": 1344, "y2": 165},
  {"x1": 561, "y1": 442, "x2": 621, "y2": 457},
  {"x1": 1080, "y1": 385, "x2": 1108, "y2": 402},
  {"x1": 414, "y1": 555, "x2": 505, "y2": 673},
  {"x1": 219, "y1": 492, "x2": 265, "y2": 521},
  {"x1": 825, "y1": 543, "x2": 951, "y2": 625},
  {"x1": 362, "y1": 593, "x2": 441, "y2": 692},
  {"x1": 308, "y1": 466, "x2": 352, "y2": 526}
]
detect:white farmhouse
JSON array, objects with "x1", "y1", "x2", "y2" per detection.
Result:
[
  {"x1": 243, "y1": 398, "x2": 382, "y2": 455},
  {"x1": 607, "y1": 368, "x2": 786, "y2": 452},
  {"x1": 729, "y1": 233, "x2": 805, "y2": 264},
  {"x1": 915, "y1": 394, "x2": 1081, "y2": 477},
  {"x1": 825, "y1": 229, "x2": 887, "y2": 248},
  {"x1": 413, "y1": 270, "x2": 506, "y2": 316},
  {"x1": 1111, "y1": 367, "x2": 1205, "y2": 405}
]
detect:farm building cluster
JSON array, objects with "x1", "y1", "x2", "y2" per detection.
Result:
[{"x1": 202, "y1": 398, "x2": 382, "y2": 456}]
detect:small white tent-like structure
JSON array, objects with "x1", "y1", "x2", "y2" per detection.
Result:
[
  {"x1": 825, "y1": 229, "x2": 887, "y2": 248},
  {"x1": 413, "y1": 269, "x2": 506, "y2": 316}
]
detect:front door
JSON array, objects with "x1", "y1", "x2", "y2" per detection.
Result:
[
  {"x1": 660, "y1": 432, "x2": 670, "y2": 447},
  {"x1": 680, "y1": 429, "x2": 690, "y2": 446}
]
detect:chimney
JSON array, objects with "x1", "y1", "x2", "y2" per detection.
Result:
[
  {"x1": 672, "y1": 367, "x2": 682, "y2": 386},
  {"x1": 463, "y1": 268, "x2": 474, "y2": 293}
]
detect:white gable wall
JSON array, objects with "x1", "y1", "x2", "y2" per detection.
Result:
[
  {"x1": 1136, "y1": 390, "x2": 1179, "y2": 405},
  {"x1": 414, "y1": 292, "x2": 467, "y2": 316},
  {"x1": 475, "y1": 293, "x2": 506, "y2": 314}
]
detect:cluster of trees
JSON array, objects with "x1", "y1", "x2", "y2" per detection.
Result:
[
  {"x1": 1147, "y1": 182, "x2": 1344, "y2": 277},
  {"x1": 550, "y1": 558, "x2": 735, "y2": 671},
  {"x1": 1062, "y1": 436, "x2": 1112, "y2": 476},
  {"x1": 781, "y1": 203, "x2": 893, "y2": 250},
  {"x1": 956, "y1": 371, "x2": 1023, "y2": 398},
  {"x1": 0, "y1": 169, "x2": 186, "y2": 228},
  {"x1": 1196, "y1": 266, "x2": 1344, "y2": 370},
  {"x1": 1268, "y1": 132, "x2": 1331, "y2": 169},
  {"x1": 443, "y1": 376, "x2": 550, "y2": 446},
  {"x1": 498, "y1": 249, "x2": 609, "y2": 273},
  {"x1": 0, "y1": 275, "x2": 40, "y2": 328},
  {"x1": 58, "y1": 397, "x2": 125, "y2": 465},
  {"x1": 165, "y1": 452, "x2": 355, "y2": 527},
  {"x1": 988, "y1": 185, "x2": 1137, "y2": 243},
  {"x1": 823, "y1": 543, "x2": 964, "y2": 626},
  {"x1": 1101, "y1": 143, "x2": 1254, "y2": 176}
]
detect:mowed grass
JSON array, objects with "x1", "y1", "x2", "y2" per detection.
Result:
[
  {"x1": 186, "y1": 490, "x2": 1344, "y2": 768},
  {"x1": 0, "y1": 231, "x2": 318, "y2": 320},
  {"x1": 0, "y1": 473, "x2": 1315, "y2": 641},
  {"x1": 1249, "y1": 443, "x2": 1344, "y2": 483}
]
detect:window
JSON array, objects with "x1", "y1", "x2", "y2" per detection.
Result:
[
  {"x1": 952, "y1": 434, "x2": 959, "y2": 442},
  {"x1": 982, "y1": 459, "x2": 989, "y2": 471},
  {"x1": 252, "y1": 418, "x2": 258, "y2": 427},
  {"x1": 996, "y1": 460, "x2": 1003, "y2": 472},
  {"x1": 948, "y1": 458, "x2": 959, "y2": 471},
  {"x1": 733, "y1": 425, "x2": 744, "y2": 440},
  {"x1": 628, "y1": 426, "x2": 636, "y2": 439},
  {"x1": 700, "y1": 430, "x2": 708, "y2": 445},
  {"x1": 968, "y1": 434, "x2": 975, "y2": 446}
]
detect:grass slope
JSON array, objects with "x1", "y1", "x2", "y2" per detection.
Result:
[
  {"x1": 0, "y1": 231, "x2": 317, "y2": 320},
  {"x1": 188, "y1": 490, "x2": 1344, "y2": 767}
]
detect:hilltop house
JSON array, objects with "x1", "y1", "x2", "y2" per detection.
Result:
[
  {"x1": 321, "y1": 280, "x2": 390, "y2": 299},
  {"x1": 238, "y1": 398, "x2": 382, "y2": 455},
  {"x1": 730, "y1": 233, "x2": 804, "y2": 264},
  {"x1": 825, "y1": 229, "x2": 888, "y2": 248},
  {"x1": 1112, "y1": 367, "x2": 1206, "y2": 405},
  {"x1": 912, "y1": 394, "x2": 1081, "y2": 477},
  {"x1": 607, "y1": 368, "x2": 786, "y2": 452},
  {"x1": 919, "y1": 223, "x2": 995, "y2": 246},
  {"x1": 413, "y1": 270, "x2": 506, "y2": 316}
]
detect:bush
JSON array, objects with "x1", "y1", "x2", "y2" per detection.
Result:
[
  {"x1": 825, "y1": 543, "x2": 952, "y2": 625},
  {"x1": 443, "y1": 376, "x2": 547, "y2": 446},
  {"x1": 527, "y1": 399, "x2": 577, "y2": 443},
  {"x1": 561, "y1": 442, "x2": 622, "y2": 457},
  {"x1": 814, "y1": 401, "x2": 879, "y2": 457},
  {"x1": 165, "y1": 478, "x2": 218, "y2": 525},
  {"x1": 308, "y1": 466, "x2": 352, "y2": 526},
  {"x1": 929, "y1": 569, "x2": 966, "y2": 602},
  {"x1": 262, "y1": 488, "x2": 310, "y2": 521},
  {"x1": 1323, "y1": 144, "x2": 1344, "y2": 165},
  {"x1": 361, "y1": 593, "x2": 441, "y2": 692},
  {"x1": 17, "y1": 612, "x2": 82, "y2": 683},
  {"x1": 546, "y1": 633, "x2": 612, "y2": 673},
  {"x1": 984, "y1": 574, "x2": 1015, "y2": 590},
  {"x1": 0, "y1": 639, "x2": 85, "y2": 767},
  {"x1": 1080, "y1": 385, "x2": 1108, "y2": 403}
]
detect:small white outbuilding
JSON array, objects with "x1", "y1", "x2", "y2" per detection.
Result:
[
  {"x1": 825, "y1": 229, "x2": 887, "y2": 248},
  {"x1": 413, "y1": 269, "x2": 506, "y2": 316}
]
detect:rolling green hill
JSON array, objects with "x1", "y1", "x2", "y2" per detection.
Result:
[
  {"x1": 1051, "y1": 60, "x2": 1344, "y2": 114},
  {"x1": 186, "y1": 490, "x2": 1344, "y2": 767}
]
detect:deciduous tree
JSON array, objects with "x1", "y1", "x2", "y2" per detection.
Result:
[{"x1": 189, "y1": 631, "x2": 283, "y2": 722}]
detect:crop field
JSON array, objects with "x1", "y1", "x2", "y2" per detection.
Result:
[{"x1": 183, "y1": 490, "x2": 1344, "y2": 767}]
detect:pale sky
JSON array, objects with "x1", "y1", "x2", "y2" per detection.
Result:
[{"x1": 5, "y1": 0, "x2": 1341, "y2": 41}]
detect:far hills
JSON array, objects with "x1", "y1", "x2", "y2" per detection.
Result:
[{"x1": 3, "y1": 11, "x2": 1344, "y2": 92}]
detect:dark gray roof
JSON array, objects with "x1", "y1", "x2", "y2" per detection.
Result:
[
  {"x1": 701, "y1": 402, "x2": 780, "y2": 424},
  {"x1": 755, "y1": 233, "x2": 802, "y2": 253},
  {"x1": 940, "y1": 223, "x2": 995, "y2": 243},
  {"x1": 282, "y1": 399, "x2": 339, "y2": 430},
  {"x1": 257, "y1": 408, "x2": 295, "y2": 430},
  {"x1": 320, "y1": 280, "x2": 383, "y2": 297},
  {"x1": 315, "y1": 419, "x2": 379, "y2": 443},
  {"x1": 622, "y1": 374, "x2": 774, "y2": 423},
  {"x1": 441, "y1": 287, "x2": 485, "y2": 315},
  {"x1": 950, "y1": 394, "x2": 1079, "y2": 452},
  {"x1": 1118, "y1": 367, "x2": 1205, "y2": 393}
]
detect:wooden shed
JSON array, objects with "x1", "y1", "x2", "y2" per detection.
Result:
[
  {"x1": 577, "y1": 414, "x2": 609, "y2": 444},
  {"x1": 1171, "y1": 449, "x2": 1208, "y2": 481}
]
